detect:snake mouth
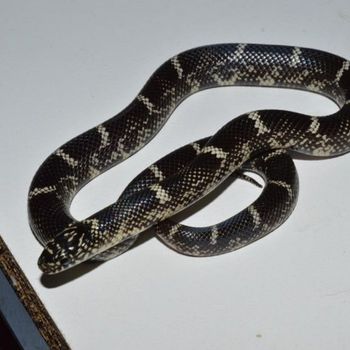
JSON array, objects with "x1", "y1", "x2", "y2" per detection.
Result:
[
  {"x1": 37, "y1": 231, "x2": 84, "y2": 274},
  {"x1": 37, "y1": 222, "x2": 97, "y2": 274},
  {"x1": 38, "y1": 247, "x2": 73, "y2": 274}
]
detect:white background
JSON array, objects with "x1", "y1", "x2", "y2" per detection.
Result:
[{"x1": 1, "y1": 1, "x2": 350, "y2": 349}]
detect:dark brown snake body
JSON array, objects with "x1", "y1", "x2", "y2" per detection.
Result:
[{"x1": 27, "y1": 44, "x2": 350, "y2": 274}]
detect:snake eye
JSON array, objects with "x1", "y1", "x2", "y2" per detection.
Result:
[{"x1": 60, "y1": 257, "x2": 70, "y2": 268}]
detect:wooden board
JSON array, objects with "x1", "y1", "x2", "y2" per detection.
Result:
[{"x1": 0, "y1": 235, "x2": 69, "y2": 350}]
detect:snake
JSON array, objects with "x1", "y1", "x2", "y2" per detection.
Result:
[{"x1": 27, "y1": 43, "x2": 350, "y2": 274}]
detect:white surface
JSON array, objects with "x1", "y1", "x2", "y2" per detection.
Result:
[{"x1": 1, "y1": 1, "x2": 350, "y2": 349}]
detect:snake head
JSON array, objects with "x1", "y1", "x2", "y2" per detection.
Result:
[{"x1": 38, "y1": 223, "x2": 96, "y2": 274}]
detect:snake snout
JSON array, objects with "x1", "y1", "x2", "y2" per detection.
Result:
[
  {"x1": 38, "y1": 245, "x2": 69, "y2": 274},
  {"x1": 38, "y1": 225, "x2": 89, "y2": 274}
]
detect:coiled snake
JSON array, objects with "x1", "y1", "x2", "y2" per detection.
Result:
[{"x1": 28, "y1": 44, "x2": 350, "y2": 274}]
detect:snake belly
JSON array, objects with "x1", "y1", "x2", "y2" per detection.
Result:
[{"x1": 28, "y1": 44, "x2": 350, "y2": 274}]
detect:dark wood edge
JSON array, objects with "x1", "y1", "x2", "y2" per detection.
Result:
[{"x1": 0, "y1": 235, "x2": 70, "y2": 350}]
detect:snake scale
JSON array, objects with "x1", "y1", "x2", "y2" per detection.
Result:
[{"x1": 28, "y1": 43, "x2": 350, "y2": 274}]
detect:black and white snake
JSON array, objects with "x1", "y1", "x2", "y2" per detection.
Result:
[{"x1": 28, "y1": 44, "x2": 350, "y2": 274}]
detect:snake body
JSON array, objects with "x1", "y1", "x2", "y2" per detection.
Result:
[{"x1": 28, "y1": 44, "x2": 350, "y2": 274}]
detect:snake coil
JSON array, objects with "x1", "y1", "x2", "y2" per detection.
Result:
[{"x1": 28, "y1": 44, "x2": 350, "y2": 274}]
